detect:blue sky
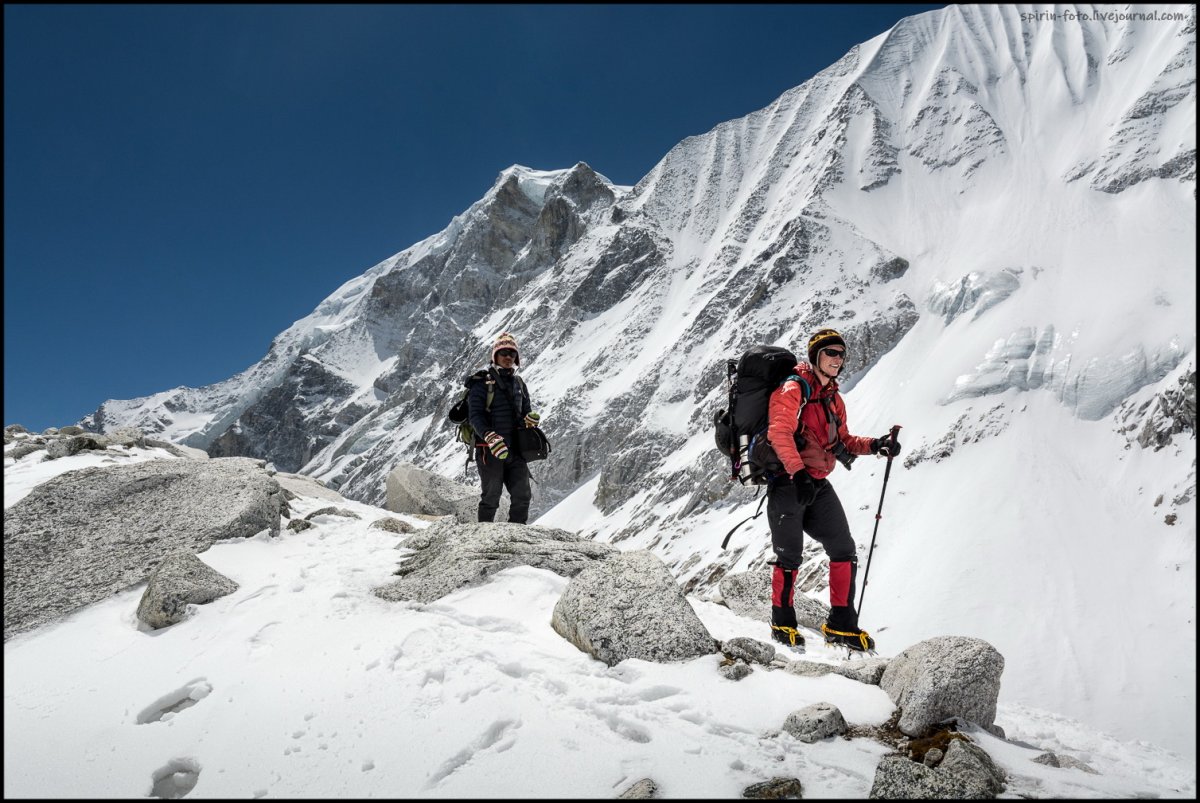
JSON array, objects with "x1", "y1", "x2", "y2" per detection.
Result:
[{"x1": 4, "y1": 4, "x2": 944, "y2": 433}]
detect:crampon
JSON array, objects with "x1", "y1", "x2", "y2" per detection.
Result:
[{"x1": 821, "y1": 623, "x2": 877, "y2": 657}]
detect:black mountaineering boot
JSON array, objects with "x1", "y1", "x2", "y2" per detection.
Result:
[
  {"x1": 770, "y1": 564, "x2": 805, "y2": 652},
  {"x1": 820, "y1": 623, "x2": 875, "y2": 652},
  {"x1": 821, "y1": 606, "x2": 875, "y2": 652},
  {"x1": 771, "y1": 624, "x2": 806, "y2": 651}
]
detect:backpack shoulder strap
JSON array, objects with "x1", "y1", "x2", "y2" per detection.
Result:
[
  {"x1": 821, "y1": 393, "x2": 843, "y2": 427},
  {"x1": 784, "y1": 374, "x2": 811, "y2": 401},
  {"x1": 466, "y1": 369, "x2": 495, "y2": 411},
  {"x1": 781, "y1": 374, "x2": 812, "y2": 428},
  {"x1": 516, "y1": 376, "x2": 530, "y2": 409}
]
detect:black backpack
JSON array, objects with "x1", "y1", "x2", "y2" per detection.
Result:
[
  {"x1": 448, "y1": 370, "x2": 491, "y2": 446},
  {"x1": 714, "y1": 345, "x2": 812, "y2": 548},
  {"x1": 713, "y1": 345, "x2": 811, "y2": 486}
]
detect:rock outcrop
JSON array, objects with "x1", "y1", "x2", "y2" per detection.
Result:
[
  {"x1": 551, "y1": 550, "x2": 718, "y2": 666},
  {"x1": 718, "y1": 566, "x2": 831, "y2": 630},
  {"x1": 373, "y1": 521, "x2": 614, "y2": 604},
  {"x1": 782, "y1": 702, "x2": 848, "y2": 743},
  {"x1": 879, "y1": 636, "x2": 1005, "y2": 736},
  {"x1": 385, "y1": 461, "x2": 508, "y2": 523},
  {"x1": 4, "y1": 457, "x2": 283, "y2": 640},
  {"x1": 135, "y1": 551, "x2": 238, "y2": 629},
  {"x1": 870, "y1": 737, "x2": 1006, "y2": 798},
  {"x1": 274, "y1": 471, "x2": 345, "y2": 502}
]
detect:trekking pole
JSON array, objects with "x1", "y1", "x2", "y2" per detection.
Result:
[{"x1": 857, "y1": 424, "x2": 901, "y2": 619}]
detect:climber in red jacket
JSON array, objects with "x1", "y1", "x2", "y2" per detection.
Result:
[{"x1": 764, "y1": 328, "x2": 901, "y2": 652}]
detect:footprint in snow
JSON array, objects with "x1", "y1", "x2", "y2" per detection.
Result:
[
  {"x1": 148, "y1": 757, "x2": 200, "y2": 799},
  {"x1": 248, "y1": 622, "x2": 282, "y2": 655},
  {"x1": 635, "y1": 685, "x2": 682, "y2": 702},
  {"x1": 424, "y1": 719, "x2": 521, "y2": 788},
  {"x1": 600, "y1": 711, "x2": 652, "y2": 744},
  {"x1": 136, "y1": 679, "x2": 213, "y2": 724},
  {"x1": 233, "y1": 585, "x2": 279, "y2": 607}
]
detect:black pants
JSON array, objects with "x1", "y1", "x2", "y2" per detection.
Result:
[
  {"x1": 767, "y1": 475, "x2": 861, "y2": 631},
  {"x1": 475, "y1": 448, "x2": 532, "y2": 524}
]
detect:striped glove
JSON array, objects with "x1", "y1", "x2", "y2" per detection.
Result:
[
  {"x1": 484, "y1": 431, "x2": 508, "y2": 460},
  {"x1": 524, "y1": 411, "x2": 541, "y2": 428}
]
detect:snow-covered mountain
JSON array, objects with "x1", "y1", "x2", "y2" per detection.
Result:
[{"x1": 82, "y1": 4, "x2": 1196, "y2": 756}]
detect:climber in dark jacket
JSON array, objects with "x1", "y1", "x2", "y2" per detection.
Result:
[{"x1": 467, "y1": 332, "x2": 539, "y2": 523}]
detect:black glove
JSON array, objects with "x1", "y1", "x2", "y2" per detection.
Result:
[
  {"x1": 871, "y1": 432, "x2": 902, "y2": 458},
  {"x1": 794, "y1": 471, "x2": 818, "y2": 506}
]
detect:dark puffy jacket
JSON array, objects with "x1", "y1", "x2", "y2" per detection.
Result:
[{"x1": 467, "y1": 367, "x2": 531, "y2": 449}]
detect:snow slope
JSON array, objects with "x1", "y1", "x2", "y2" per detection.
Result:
[{"x1": 3, "y1": 447, "x2": 1194, "y2": 798}]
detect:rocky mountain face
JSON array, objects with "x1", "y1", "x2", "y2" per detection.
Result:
[
  {"x1": 200, "y1": 165, "x2": 616, "y2": 471},
  {"x1": 82, "y1": 162, "x2": 619, "y2": 474},
  {"x1": 84, "y1": 5, "x2": 1195, "y2": 595}
]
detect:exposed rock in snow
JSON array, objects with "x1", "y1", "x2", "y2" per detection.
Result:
[
  {"x1": 135, "y1": 551, "x2": 238, "y2": 629},
  {"x1": 1116, "y1": 365, "x2": 1196, "y2": 451},
  {"x1": 903, "y1": 404, "x2": 1013, "y2": 469},
  {"x1": 879, "y1": 636, "x2": 1005, "y2": 736},
  {"x1": 551, "y1": 550, "x2": 718, "y2": 666},
  {"x1": 4, "y1": 456, "x2": 283, "y2": 640},
  {"x1": 373, "y1": 521, "x2": 615, "y2": 604}
]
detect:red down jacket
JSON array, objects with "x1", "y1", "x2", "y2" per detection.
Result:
[{"x1": 766, "y1": 362, "x2": 875, "y2": 480}]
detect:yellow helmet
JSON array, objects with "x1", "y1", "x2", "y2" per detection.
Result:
[{"x1": 807, "y1": 328, "x2": 846, "y2": 363}]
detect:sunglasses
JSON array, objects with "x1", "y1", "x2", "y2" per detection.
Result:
[
  {"x1": 821, "y1": 348, "x2": 846, "y2": 359},
  {"x1": 496, "y1": 349, "x2": 517, "y2": 358}
]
